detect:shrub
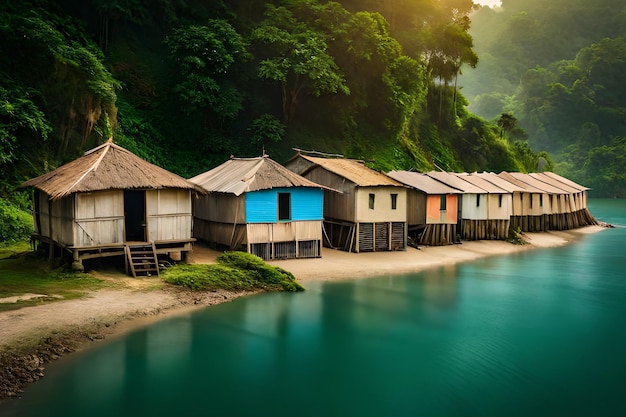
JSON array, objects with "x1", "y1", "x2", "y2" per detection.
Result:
[
  {"x1": 217, "y1": 251, "x2": 304, "y2": 291},
  {"x1": 163, "y1": 251, "x2": 304, "y2": 292},
  {"x1": 163, "y1": 264, "x2": 258, "y2": 291},
  {"x1": 217, "y1": 251, "x2": 266, "y2": 270},
  {"x1": 0, "y1": 197, "x2": 33, "y2": 243}
]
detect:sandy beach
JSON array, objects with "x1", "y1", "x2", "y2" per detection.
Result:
[
  {"x1": 0, "y1": 225, "x2": 606, "y2": 398},
  {"x1": 268, "y1": 226, "x2": 606, "y2": 281}
]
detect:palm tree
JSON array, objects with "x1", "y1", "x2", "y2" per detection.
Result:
[{"x1": 496, "y1": 112, "x2": 517, "y2": 140}]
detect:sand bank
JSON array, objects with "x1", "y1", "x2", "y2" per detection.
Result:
[{"x1": 267, "y1": 225, "x2": 606, "y2": 281}]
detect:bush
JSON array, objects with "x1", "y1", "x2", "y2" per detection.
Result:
[
  {"x1": 217, "y1": 251, "x2": 266, "y2": 270},
  {"x1": 163, "y1": 251, "x2": 304, "y2": 292},
  {"x1": 217, "y1": 251, "x2": 304, "y2": 290},
  {"x1": 162, "y1": 264, "x2": 258, "y2": 291},
  {"x1": 0, "y1": 197, "x2": 33, "y2": 243}
]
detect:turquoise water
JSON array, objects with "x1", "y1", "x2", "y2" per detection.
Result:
[{"x1": 2, "y1": 199, "x2": 625, "y2": 417}]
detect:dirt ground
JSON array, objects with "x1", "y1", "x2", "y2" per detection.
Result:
[{"x1": 0, "y1": 225, "x2": 606, "y2": 399}]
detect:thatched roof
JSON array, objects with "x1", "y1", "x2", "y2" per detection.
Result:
[
  {"x1": 21, "y1": 140, "x2": 201, "y2": 200},
  {"x1": 291, "y1": 154, "x2": 402, "y2": 187},
  {"x1": 189, "y1": 156, "x2": 329, "y2": 196},
  {"x1": 387, "y1": 171, "x2": 461, "y2": 194}
]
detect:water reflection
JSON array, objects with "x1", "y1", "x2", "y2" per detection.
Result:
[{"x1": 2, "y1": 200, "x2": 626, "y2": 417}]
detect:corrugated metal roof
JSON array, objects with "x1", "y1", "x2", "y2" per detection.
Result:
[
  {"x1": 472, "y1": 172, "x2": 527, "y2": 193},
  {"x1": 21, "y1": 139, "x2": 201, "y2": 200},
  {"x1": 502, "y1": 172, "x2": 569, "y2": 194},
  {"x1": 425, "y1": 171, "x2": 486, "y2": 193},
  {"x1": 529, "y1": 173, "x2": 580, "y2": 194},
  {"x1": 387, "y1": 171, "x2": 462, "y2": 194},
  {"x1": 297, "y1": 155, "x2": 402, "y2": 187},
  {"x1": 541, "y1": 172, "x2": 590, "y2": 191},
  {"x1": 455, "y1": 173, "x2": 509, "y2": 193},
  {"x1": 189, "y1": 157, "x2": 328, "y2": 196}
]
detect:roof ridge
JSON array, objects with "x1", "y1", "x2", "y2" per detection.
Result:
[{"x1": 62, "y1": 141, "x2": 111, "y2": 196}]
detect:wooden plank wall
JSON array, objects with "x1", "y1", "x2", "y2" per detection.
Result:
[{"x1": 147, "y1": 189, "x2": 192, "y2": 241}]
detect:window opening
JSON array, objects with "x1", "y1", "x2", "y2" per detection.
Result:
[{"x1": 278, "y1": 193, "x2": 291, "y2": 221}]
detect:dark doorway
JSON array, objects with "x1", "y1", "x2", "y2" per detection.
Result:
[{"x1": 124, "y1": 190, "x2": 146, "y2": 242}]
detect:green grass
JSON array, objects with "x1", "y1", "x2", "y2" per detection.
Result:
[
  {"x1": 1, "y1": 244, "x2": 304, "y2": 314},
  {"x1": 162, "y1": 251, "x2": 305, "y2": 292},
  {"x1": 0, "y1": 241, "x2": 113, "y2": 312}
]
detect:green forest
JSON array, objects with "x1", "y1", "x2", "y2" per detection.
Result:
[
  {"x1": 1, "y1": 0, "x2": 623, "y2": 243},
  {"x1": 462, "y1": 0, "x2": 626, "y2": 197}
]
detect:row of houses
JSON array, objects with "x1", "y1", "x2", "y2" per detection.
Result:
[{"x1": 21, "y1": 141, "x2": 596, "y2": 276}]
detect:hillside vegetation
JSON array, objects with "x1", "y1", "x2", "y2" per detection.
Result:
[
  {"x1": 0, "y1": 0, "x2": 588, "y2": 242},
  {"x1": 461, "y1": 0, "x2": 626, "y2": 197}
]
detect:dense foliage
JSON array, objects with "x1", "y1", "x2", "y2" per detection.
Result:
[
  {"x1": 462, "y1": 0, "x2": 626, "y2": 196},
  {"x1": 0, "y1": 198, "x2": 33, "y2": 244},
  {"x1": 2, "y1": 0, "x2": 591, "y2": 242},
  {"x1": 162, "y1": 251, "x2": 304, "y2": 292}
]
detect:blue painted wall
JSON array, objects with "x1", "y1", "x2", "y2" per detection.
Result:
[{"x1": 245, "y1": 187, "x2": 323, "y2": 223}]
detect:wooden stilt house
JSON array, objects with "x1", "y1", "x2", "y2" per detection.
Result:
[
  {"x1": 540, "y1": 172, "x2": 591, "y2": 210},
  {"x1": 285, "y1": 153, "x2": 407, "y2": 252},
  {"x1": 529, "y1": 173, "x2": 597, "y2": 229},
  {"x1": 21, "y1": 139, "x2": 201, "y2": 276},
  {"x1": 454, "y1": 173, "x2": 514, "y2": 240},
  {"x1": 189, "y1": 156, "x2": 327, "y2": 260},
  {"x1": 497, "y1": 172, "x2": 551, "y2": 232},
  {"x1": 425, "y1": 171, "x2": 493, "y2": 241},
  {"x1": 470, "y1": 172, "x2": 527, "y2": 232},
  {"x1": 387, "y1": 171, "x2": 461, "y2": 246}
]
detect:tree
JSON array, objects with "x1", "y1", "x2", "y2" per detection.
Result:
[
  {"x1": 252, "y1": 3, "x2": 350, "y2": 123},
  {"x1": 165, "y1": 19, "x2": 250, "y2": 121},
  {"x1": 0, "y1": 3, "x2": 119, "y2": 157},
  {"x1": 496, "y1": 112, "x2": 517, "y2": 140},
  {"x1": 248, "y1": 114, "x2": 285, "y2": 154},
  {"x1": 0, "y1": 85, "x2": 51, "y2": 165}
]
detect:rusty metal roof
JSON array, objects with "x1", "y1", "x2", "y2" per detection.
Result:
[
  {"x1": 537, "y1": 172, "x2": 590, "y2": 191},
  {"x1": 529, "y1": 173, "x2": 580, "y2": 194},
  {"x1": 471, "y1": 172, "x2": 527, "y2": 193},
  {"x1": 455, "y1": 173, "x2": 511, "y2": 193},
  {"x1": 387, "y1": 171, "x2": 462, "y2": 194},
  {"x1": 501, "y1": 172, "x2": 569, "y2": 194},
  {"x1": 425, "y1": 171, "x2": 486, "y2": 194}
]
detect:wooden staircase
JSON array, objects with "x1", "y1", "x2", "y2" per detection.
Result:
[{"x1": 125, "y1": 242, "x2": 159, "y2": 278}]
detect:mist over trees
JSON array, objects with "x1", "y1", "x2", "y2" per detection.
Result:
[
  {"x1": 461, "y1": 0, "x2": 626, "y2": 196},
  {"x1": 1, "y1": 0, "x2": 620, "y2": 239}
]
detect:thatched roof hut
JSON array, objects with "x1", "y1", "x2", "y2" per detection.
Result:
[
  {"x1": 285, "y1": 153, "x2": 407, "y2": 252},
  {"x1": 189, "y1": 156, "x2": 328, "y2": 260},
  {"x1": 22, "y1": 140, "x2": 200, "y2": 199},
  {"x1": 189, "y1": 156, "x2": 326, "y2": 195},
  {"x1": 22, "y1": 139, "x2": 201, "y2": 274}
]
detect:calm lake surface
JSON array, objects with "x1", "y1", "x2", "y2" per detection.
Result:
[{"x1": 2, "y1": 199, "x2": 625, "y2": 417}]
